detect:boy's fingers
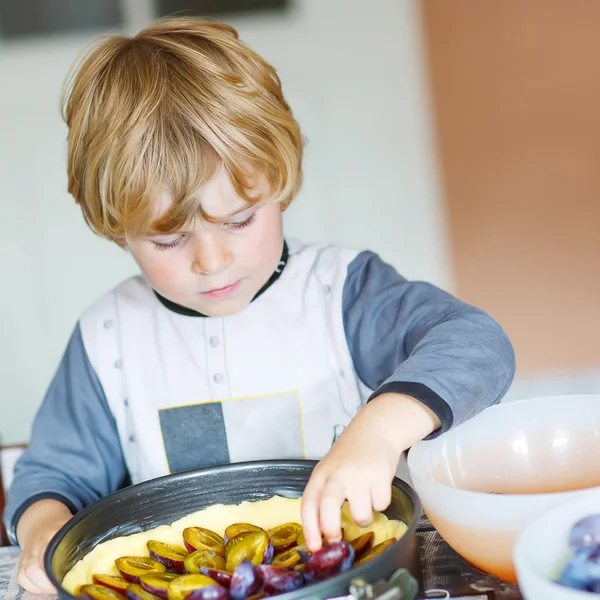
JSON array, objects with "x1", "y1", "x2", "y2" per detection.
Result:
[
  {"x1": 27, "y1": 567, "x2": 55, "y2": 594},
  {"x1": 371, "y1": 481, "x2": 392, "y2": 513},
  {"x1": 36, "y1": 571, "x2": 57, "y2": 594},
  {"x1": 19, "y1": 554, "x2": 56, "y2": 594},
  {"x1": 301, "y1": 475, "x2": 325, "y2": 552},
  {"x1": 318, "y1": 481, "x2": 345, "y2": 544},
  {"x1": 17, "y1": 571, "x2": 42, "y2": 595},
  {"x1": 348, "y1": 491, "x2": 374, "y2": 528}
]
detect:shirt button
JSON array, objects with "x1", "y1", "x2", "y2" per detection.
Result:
[
  {"x1": 213, "y1": 373, "x2": 224, "y2": 384},
  {"x1": 210, "y1": 336, "x2": 220, "y2": 347},
  {"x1": 124, "y1": 398, "x2": 129, "y2": 407},
  {"x1": 103, "y1": 319, "x2": 113, "y2": 329},
  {"x1": 114, "y1": 359, "x2": 123, "y2": 369},
  {"x1": 129, "y1": 434, "x2": 135, "y2": 442},
  {"x1": 323, "y1": 284, "x2": 331, "y2": 294}
]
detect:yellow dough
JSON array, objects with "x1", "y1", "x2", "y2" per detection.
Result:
[{"x1": 62, "y1": 496, "x2": 407, "y2": 594}]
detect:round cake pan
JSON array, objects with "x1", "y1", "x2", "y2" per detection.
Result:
[{"x1": 45, "y1": 459, "x2": 422, "y2": 600}]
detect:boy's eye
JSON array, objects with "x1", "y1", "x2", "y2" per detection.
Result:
[
  {"x1": 226, "y1": 212, "x2": 257, "y2": 230},
  {"x1": 151, "y1": 235, "x2": 185, "y2": 251}
]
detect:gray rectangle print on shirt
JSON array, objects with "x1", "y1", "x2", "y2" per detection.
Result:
[
  {"x1": 158, "y1": 391, "x2": 305, "y2": 472},
  {"x1": 159, "y1": 402, "x2": 231, "y2": 472},
  {"x1": 221, "y1": 391, "x2": 305, "y2": 462}
]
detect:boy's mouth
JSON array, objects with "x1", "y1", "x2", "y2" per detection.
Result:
[{"x1": 200, "y1": 280, "x2": 241, "y2": 299}]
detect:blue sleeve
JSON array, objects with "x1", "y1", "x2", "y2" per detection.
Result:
[
  {"x1": 342, "y1": 251, "x2": 516, "y2": 436},
  {"x1": 2, "y1": 324, "x2": 128, "y2": 545}
]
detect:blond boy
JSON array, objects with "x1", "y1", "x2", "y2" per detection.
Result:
[{"x1": 4, "y1": 18, "x2": 515, "y2": 593}]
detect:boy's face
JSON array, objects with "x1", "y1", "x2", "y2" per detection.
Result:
[{"x1": 127, "y1": 166, "x2": 284, "y2": 317}]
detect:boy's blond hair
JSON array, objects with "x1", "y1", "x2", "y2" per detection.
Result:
[{"x1": 62, "y1": 18, "x2": 303, "y2": 241}]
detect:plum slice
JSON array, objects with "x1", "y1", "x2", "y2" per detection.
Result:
[
  {"x1": 263, "y1": 541, "x2": 274, "y2": 565},
  {"x1": 116, "y1": 557, "x2": 166, "y2": 583},
  {"x1": 147, "y1": 541, "x2": 189, "y2": 573},
  {"x1": 267, "y1": 523, "x2": 302, "y2": 555},
  {"x1": 255, "y1": 564, "x2": 304, "y2": 594},
  {"x1": 184, "y1": 586, "x2": 229, "y2": 600},
  {"x1": 198, "y1": 567, "x2": 232, "y2": 588},
  {"x1": 126, "y1": 584, "x2": 163, "y2": 600},
  {"x1": 167, "y1": 574, "x2": 218, "y2": 600},
  {"x1": 295, "y1": 546, "x2": 312, "y2": 564},
  {"x1": 80, "y1": 585, "x2": 126, "y2": 600},
  {"x1": 224, "y1": 523, "x2": 263, "y2": 544},
  {"x1": 92, "y1": 575, "x2": 129, "y2": 594},
  {"x1": 354, "y1": 538, "x2": 395, "y2": 567},
  {"x1": 182, "y1": 528, "x2": 225, "y2": 557},
  {"x1": 225, "y1": 533, "x2": 250, "y2": 561},
  {"x1": 226, "y1": 531, "x2": 272, "y2": 572},
  {"x1": 270, "y1": 546, "x2": 305, "y2": 569},
  {"x1": 139, "y1": 573, "x2": 180, "y2": 599},
  {"x1": 184, "y1": 549, "x2": 226, "y2": 573},
  {"x1": 304, "y1": 541, "x2": 354, "y2": 582},
  {"x1": 229, "y1": 560, "x2": 261, "y2": 600},
  {"x1": 349, "y1": 532, "x2": 375, "y2": 561}
]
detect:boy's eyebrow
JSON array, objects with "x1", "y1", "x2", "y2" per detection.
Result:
[
  {"x1": 144, "y1": 203, "x2": 256, "y2": 236},
  {"x1": 202, "y1": 202, "x2": 256, "y2": 224},
  {"x1": 223, "y1": 203, "x2": 255, "y2": 219}
]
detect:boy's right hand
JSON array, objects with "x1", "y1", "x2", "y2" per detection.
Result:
[{"x1": 16, "y1": 499, "x2": 73, "y2": 594}]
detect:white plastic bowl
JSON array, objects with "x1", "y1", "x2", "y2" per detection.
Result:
[
  {"x1": 407, "y1": 394, "x2": 600, "y2": 583},
  {"x1": 514, "y1": 489, "x2": 600, "y2": 599}
]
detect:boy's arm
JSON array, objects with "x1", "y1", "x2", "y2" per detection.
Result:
[
  {"x1": 301, "y1": 250, "x2": 515, "y2": 550},
  {"x1": 3, "y1": 323, "x2": 128, "y2": 544},
  {"x1": 342, "y1": 250, "x2": 516, "y2": 434}
]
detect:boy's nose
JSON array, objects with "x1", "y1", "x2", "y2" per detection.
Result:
[{"x1": 191, "y1": 238, "x2": 233, "y2": 276}]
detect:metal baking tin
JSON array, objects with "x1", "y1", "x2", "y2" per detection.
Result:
[{"x1": 45, "y1": 460, "x2": 423, "y2": 600}]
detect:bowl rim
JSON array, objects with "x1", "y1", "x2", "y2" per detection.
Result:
[
  {"x1": 407, "y1": 393, "x2": 600, "y2": 500},
  {"x1": 513, "y1": 488, "x2": 600, "y2": 598},
  {"x1": 44, "y1": 459, "x2": 423, "y2": 598}
]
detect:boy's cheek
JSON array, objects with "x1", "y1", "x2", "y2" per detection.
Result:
[
  {"x1": 133, "y1": 252, "x2": 184, "y2": 290},
  {"x1": 148, "y1": 263, "x2": 185, "y2": 291},
  {"x1": 247, "y1": 208, "x2": 283, "y2": 258}
]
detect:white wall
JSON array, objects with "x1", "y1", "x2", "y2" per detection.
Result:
[{"x1": 0, "y1": 0, "x2": 451, "y2": 444}]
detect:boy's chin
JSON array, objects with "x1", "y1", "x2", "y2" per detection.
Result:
[
  {"x1": 187, "y1": 292, "x2": 255, "y2": 317},
  {"x1": 197, "y1": 298, "x2": 249, "y2": 317}
]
